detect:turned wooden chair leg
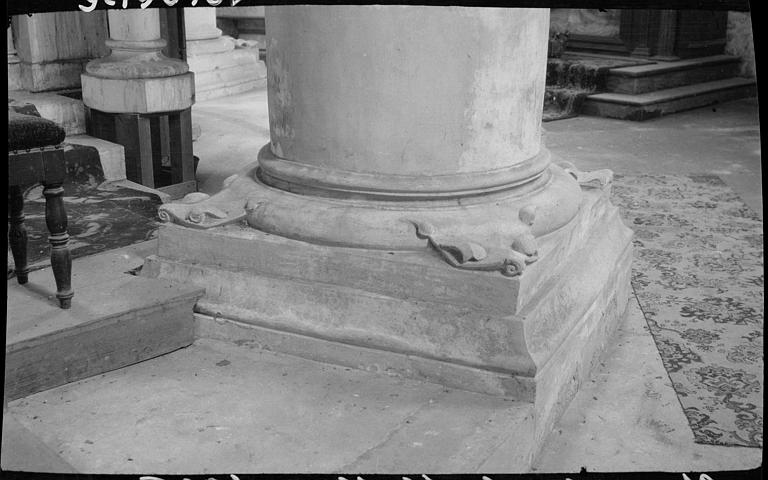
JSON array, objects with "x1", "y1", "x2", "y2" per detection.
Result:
[
  {"x1": 8, "y1": 185, "x2": 29, "y2": 284},
  {"x1": 43, "y1": 183, "x2": 73, "y2": 309}
]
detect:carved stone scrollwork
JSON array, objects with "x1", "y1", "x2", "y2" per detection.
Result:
[
  {"x1": 157, "y1": 192, "x2": 247, "y2": 229},
  {"x1": 410, "y1": 206, "x2": 539, "y2": 277},
  {"x1": 558, "y1": 161, "x2": 614, "y2": 190}
]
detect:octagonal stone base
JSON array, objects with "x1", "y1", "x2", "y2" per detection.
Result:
[
  {"x1": 81, "y1": 72, "x2": 195, "y2": 114},
  {"x1": 142, "y1": 181, "x2": 633, "y2": 461}
]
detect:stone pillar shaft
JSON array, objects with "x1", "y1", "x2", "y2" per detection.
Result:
[
  {"x1": 8, "y1": 25, "x2": 22, "y2": 91},
  {"x1": 108, "y1": 9, "x2": 162, "y2": 43},
  {"x1": 184, "y1": 7, "x2": 223, "y2": 41},
  {"x1": 184, "y1": 7, "x2": 232, "y2": 55},
  {"x1": 82, "y1": 8, "x2": 192, "y2": 112},
  {"x1": 247, "y1": 6, "x2": 582, "y2": 250},
  {"x1": 10, "y1": 12, "x2": 109, "y2": 92},
  {"x1": 265, "y1": 6, "x2": 547, "y2": 185},
  {"x1": 8, "y1": 26, "x2": 18, "y2": 58}
]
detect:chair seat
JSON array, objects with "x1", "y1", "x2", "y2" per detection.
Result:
[{"x1": 8, "y1": 111, "x2": 66, "y2": 152}]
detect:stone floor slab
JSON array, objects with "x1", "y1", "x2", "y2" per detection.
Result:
[{"x1": 3, "y1": 338, "x2": 535, "y2": 474}]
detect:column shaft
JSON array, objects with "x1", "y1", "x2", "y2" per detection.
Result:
[
  {"x1": 183, "y1": 6, "x2": 266, "y2": 102},
  {"x1": 8, "y1": 24, "x2": 22, "y2": 90},
  {"x1": 82, "y1": 8, "x2": 192, "y2": 112},
  {"x1": 264, "y1": 7, "x2": 548, "y2": 184}
]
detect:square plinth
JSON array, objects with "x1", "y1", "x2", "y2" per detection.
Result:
[{"x1": 143, "y1": 186, "x2": 633, "y2": 456}]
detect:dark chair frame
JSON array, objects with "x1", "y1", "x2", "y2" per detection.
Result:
[{"x1": 8, "y1": 144, "x2": 73, "y2": 309}]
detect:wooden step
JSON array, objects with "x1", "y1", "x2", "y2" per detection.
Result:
[
  {"x1": 581, "y1": 77, "x2": 756, "y2": 121},
  {"x1": 5, "y1": 245, "x2": 205, "y2": 403},
  {"x1": 605, "y1": 55, "x2": 741, "y2": 94}
]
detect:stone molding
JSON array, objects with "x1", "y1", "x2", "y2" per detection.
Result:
[
  {"x1": 258, "y1": 145, "x2": 552, "y2": 200},
  {"x1": 81, "y1": 72, "x2": 194, "y2": 114},
  {"x1": 157, "y1": 158, "x2": 586, "y2": 255}
]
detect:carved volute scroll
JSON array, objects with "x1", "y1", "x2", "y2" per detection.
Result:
[
  {"x1": 558, "y1": 161, "x2": 614, "y2": 190},
  {"x1": 158, "y1": 191, "x2": 247, "y2": 229},
  {"x1": 410, "y1": 205, "x2": 540, "y2": 278}
]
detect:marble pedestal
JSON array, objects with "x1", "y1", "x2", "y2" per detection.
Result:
[
  {"x1": 143, "y1": 163, "x2": 633, "y2": 463},
  {"x1": 8, "y1": 26, "x2": 23, "y2": 91}
]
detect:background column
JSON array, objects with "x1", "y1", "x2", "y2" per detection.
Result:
[
  {"x1": 11, "y1": 11, "x2": 108, "y2": 92},
  {"x1": 184, "y1": 6, "x2": 266, "y2": 101},
  {"x1": 82, "y1": 9, "x2": 195, "y2": 194},
  {"x1": 7, "y1": 25, "x2": 22, "y2": 91}
]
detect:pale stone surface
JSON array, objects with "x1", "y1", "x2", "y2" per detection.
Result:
[
  {"x1": 7, "y1": 25, "x2": 23, "y2": 91},
  {"x1": 21, "y1": 62, "x2": 92, "y2": 94},
  {"x1": 2, "y1": 337, "x2": 536, "y2": 473},
  {"x1": 188, "y1": 49, "x2": 266, "y2": 102},
  {"x1": 110, "y1": 179, "x2": 172, "y2": 204},
  {"x1": 726, "y1": 11, "x2": 756, "y2": 78},
  {"x1": 216, "y1": 6, "x2": 265, "y2": 18},
  {"x1": 66, "y1": 135, "x2": 127, "y2": 181},
  {"x1": 144, "y1": 181, "x2": 633, "y2": 465},
  {"x1": 1, "y1": 416, "x2": 77, "y2": 473},
  {"x1": 184, "y1": 7, "x2": 266, "y2": 102},
  {"x1": 265, "y1": 6, "x2": 548, "y2": 177},
  {"x1": 81, "y1": 73, "x2": 194, "y2": 114},
  {"x1": 7, "y1": 26, "x2": 18, "y2": 60},
  {"x1": 11, "y1": 11, "x2": 109, "y2": 92},
  {"x1": 8, "y1": 91, "x2": 85, "y2": 136},
  {"x1": 35, "y1": 95, "x2": 84, "y2": 136},
  {"x1": 533, "y1": 299, "x2": 763, "y2": 472},
  {"x1": 191, "y1": 89, "x2": 270, "y2": 194},
  {"x1": 185, "y1": 7, "x2": 223, "y2": 41},
  {"x1": 3, "y1": 91, "x2": 761, "y2": 478},
  {"x1": 3, "y1": 256, "x2": 760, "y2": 474},
  {"x1": 172, "y1": 6, "x2": 581, "y2": 253}
]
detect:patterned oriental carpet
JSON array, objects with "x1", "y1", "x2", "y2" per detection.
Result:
[
  {"x1": 9, "y1": 144, "x2": 162, "y2": 273},
  {"x1": 612, "y1": 174, "x2": 763, "y2": 448}
]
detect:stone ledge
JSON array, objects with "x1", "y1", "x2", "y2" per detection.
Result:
[{"x1": 583, "y1": 80, "x2": 757, "y2": 120}]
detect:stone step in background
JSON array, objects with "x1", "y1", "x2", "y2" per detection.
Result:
[
  {"x1": 545, "y1": 53, "x2": 756, "y2": 121},
  {"x1": 582, "y1": 77, "x2": 757, "y2": 121},
  {"x1": 604, "y1": 54, "x2": 741, "y2": 94}
]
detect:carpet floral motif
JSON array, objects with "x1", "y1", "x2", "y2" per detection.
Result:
[{"x1": 612, "y1": 174, "x2": 763, "y2": 447}]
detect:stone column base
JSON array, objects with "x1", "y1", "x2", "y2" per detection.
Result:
[
  {"x1": 187, "y1": 46, "x2": 266, "y2": 102},
  {"x1": 81, "y1": 72, "x2": 194, "y2": 114},
  {"x1": 142, "y1": 176, "x2": 633, "y2": 464}
]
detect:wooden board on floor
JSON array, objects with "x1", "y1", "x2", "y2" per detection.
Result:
[{"x1": 5, "y1": 274, "x2": 204, "y2": 403}]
